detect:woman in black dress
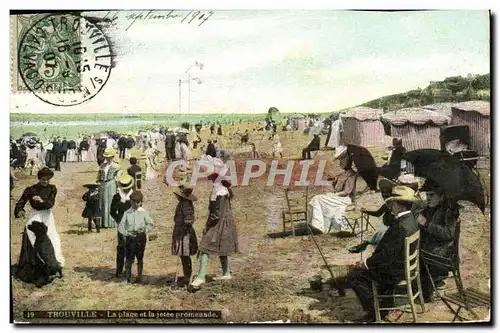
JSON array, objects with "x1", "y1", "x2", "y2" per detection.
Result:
[{"x1": 14, "y1": 167, "x2": 65, "y2": 284}]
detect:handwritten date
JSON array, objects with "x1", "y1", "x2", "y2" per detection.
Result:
[{"x1": 125, "y1": 10, "x2": 214, "y2": 31}]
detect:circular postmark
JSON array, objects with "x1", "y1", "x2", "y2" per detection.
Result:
[{"x1": 18, "y1": 13, "x2": 113, "y2": 106}]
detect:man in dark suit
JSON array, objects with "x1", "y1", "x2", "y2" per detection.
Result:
[
  {"x1": 165, "y1": 132, "x2": 176, "y2": 162},
  {"x1": 347, "y1": 185, "x2": 420, "y2": 322},
  {"x1": 118, "y1": 136, "x2": 127, "y2": 159},
  {"x1": 380, "y1": 138, "x2": 407, "y2": 180},
  {"x1": 127, "y1": 157, "x2": 142, "y2": 190},
  {"x1": 301, "y1": 134, "x2": 321, "y2": 160},
  {"x1": 60, "y1": 137, "x2": 68, "y2": 163}
]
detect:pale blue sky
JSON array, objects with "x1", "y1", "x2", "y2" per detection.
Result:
[{"x1": 11, "y1": 10, "x2": 490, "y2": 114}]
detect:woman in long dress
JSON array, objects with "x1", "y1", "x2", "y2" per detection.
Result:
[
  {"x1": 190, "y1": 175, "x2": 239, "y2": 289},
  {"x1": 14, "y1": 167, "x2": 65, "y2": 284},
  {"x1": 144, "y1": 144, "x2": 159, "y2": 180},
  {"x1": 307, "y1": 146, "x2": 357, "y2": 233},
  {"x1": 97, "y1": 148, "x2": 121, "y2": 228},
  {"x1": 87, "y1": 136, "x2": 98, "y2": 162}
]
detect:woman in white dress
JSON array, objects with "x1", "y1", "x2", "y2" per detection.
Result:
[
  {"x1": 307, "y1": 146, "x2": 357, "y2": 233},
  {"x1": 14, "y1": 167, "x2": 65, "y2": 285}
]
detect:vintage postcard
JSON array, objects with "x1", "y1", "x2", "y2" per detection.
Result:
[{"x1": 9, "y1": 9, "x2": 491, "y2": 324}]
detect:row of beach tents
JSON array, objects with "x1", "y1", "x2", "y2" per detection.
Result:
[{"x1": 325, "y1": 100, "x2": 490, "y2": 157}]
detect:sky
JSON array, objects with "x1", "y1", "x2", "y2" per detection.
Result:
[{"x1": 10, "y1": 10, "x2": 490, "y2": 114}]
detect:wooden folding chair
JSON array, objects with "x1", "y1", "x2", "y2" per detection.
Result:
[
  {"x1": 341, "y1": 175, "x2": 376, "y2": 239},
  {"x1": 421, "y1": 220, "x2": 490, "y2": 322},
  {"x1": 282, "y1": 187, "x2": 309, "y2": 236},
  {"x1": 373, "y1": 230, "x2": 425, "y2": 323}
]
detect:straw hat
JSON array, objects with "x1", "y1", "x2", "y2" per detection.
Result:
[
  {"x1": 172, "y1": 183, "x2": 197, "y2": 201},
  {"x1": 385, "y1": 186, "x2": 421, "y2": 204},
  {"x1": 117, "y1": 174, "x2": 134, "y2": 190},
  {"x1": 334, "y1": 146, "x2": 348, "y2": 160},
  {"x1": 103, "y1": 148, "x2": 116, "y2": 158}
]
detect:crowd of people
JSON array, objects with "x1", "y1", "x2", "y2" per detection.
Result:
[{"x1": 10, "y1": 119, "x2": 473, "y2": 322}]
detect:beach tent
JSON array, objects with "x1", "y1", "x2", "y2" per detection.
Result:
[
  {"x1": 381, "y1": 108, "x2": 450, "y2": 151},
  {"x1": 450, "y1": 101, "x2": 490, "y2": 157},
  {"x1": 341, "y1": 107, "x2": 387, "y2": 147}
]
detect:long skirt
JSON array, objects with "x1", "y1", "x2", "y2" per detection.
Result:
[
  {"x1": 22, "y1": 209, "x2": 65, "y2": 268},
  {"x1": 87, "y1": 145, "x2": 97, "y2": 162},
  {"x1": 66, "y1": 149, "x2": 77, "y2": 162},
  {"x1": 99, "y1": 180, "x2": 117, "y2": 228},
  {"x1": 171, "y1": 224, "x2": 198, "y2": 256},
  {"x1": 199, "y1": 217, "x2": 239, "y2": 257},
  {"x1": 80, "y1": 150, "x2": 88, "y2": 162},
  {"x1": 307, "y1": 193, "x2": 352, "y2": 233}
]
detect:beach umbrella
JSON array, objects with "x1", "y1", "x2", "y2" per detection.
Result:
[
  {"x1": 346, "y1": 144, "x2": 378, "y2": 190},
  {"x1": 404, "y1": 149, "x2": 485, "y2": 213}
]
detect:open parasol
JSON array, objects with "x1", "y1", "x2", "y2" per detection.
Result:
[
  {"x1": 346, "y1": 145, "x2": 378, "y2": 190},
  {"x1": 404, "y1": 149, "x2": 485, "y2": 213}
]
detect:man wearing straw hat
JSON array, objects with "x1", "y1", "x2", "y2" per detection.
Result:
[
  {"x1": 348, "y1": 177, "x2": 423, "y2": 253},
  {"x1": 97, "y1": 148, "x2": 121, "y2": 229},
  {"x1": 347, "y1": 185, "x2": 420, "y2": 322}
]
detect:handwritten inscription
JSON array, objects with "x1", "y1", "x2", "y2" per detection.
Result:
[{"x1": 122, "y1": 10, "x2": 214, "y2": 31}]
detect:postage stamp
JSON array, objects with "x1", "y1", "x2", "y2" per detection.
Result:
[{"x1": 13, "y1": 13, "x2": 113, "y2": 106}]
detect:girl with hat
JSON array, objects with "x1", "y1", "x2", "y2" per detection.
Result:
[
  {"x1": 82, "y1": 184, "x2": 101, "y2": 233},
  {"x1": 190, "y1": 173, "x2": 238, "y2": 289},
  {"x1": 171, "y1": 184, "x2": 198, "y2": 286},
  {"x1": 14, "y1": 167, "x2": 65, "y2": 285},
  {"x1": 97, "y1": 147, "x2": 121, "y2": 228},
  {"x1": 110, "y1": 174, "x2": 135, "y2": 278}
]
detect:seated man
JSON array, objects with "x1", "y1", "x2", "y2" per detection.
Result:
[
  {"x1": 380, "y1": 138, "x2": 406, "y2": 180},
  {"x1": 302, "y1": 134, "x2": 321, "y2": 160},
  {"x1": 349, "y1": 177, "x2": 423, "y2": 253},
  {"x1": 347, "y1": 185, "x2": 419, "y2": 322},
  {"x1": 418, "y1": 179, "x2": 459, "y2": 301}
]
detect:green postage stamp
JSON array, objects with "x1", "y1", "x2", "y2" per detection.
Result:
[{"x1": 12, "y1": 13, "x2": 113, "y2": 106}]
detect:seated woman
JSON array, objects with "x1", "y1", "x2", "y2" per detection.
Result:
[
  {"x1": 307, "y1": 146, "x2": 357, "y2": 233},
  {"x1": 418, "y1": 179, "x2": 460, "y2": 301}
]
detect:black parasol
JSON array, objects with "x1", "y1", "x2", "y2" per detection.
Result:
[
  {"x1": 404, "y1": 149, "x2": 485, "y2": 213},
  {"x1": 346, "y1": 144, "x2": 378, "y2": 190}
]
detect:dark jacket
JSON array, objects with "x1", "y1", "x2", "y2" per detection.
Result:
[
  {"x1": 126, "y1": 137, "x2": 135, "y2": 149},
  {"x1": 15, "y1": 184, "x2": 57, "y2": 218},
  {"x1": 79, "y1": 140, "x2": 89, "y2": 151},
  {"x1": 420, "y1": 204, "x2": 459, "y2": 258},
  {"x1": 118, "y1": 137, "x2": 127, "y2": 149},
  {"x1": 307, "y1": 135, "x2": 321, "y2": 151},
  {"x1": 82, "y1": 189, "x2": 100, "y2": 218},
  {"x1": 381, "y1": 146, "x2": 407, "y2": 180},
  {"x1": 61, "y1": 140, "x2": 68, "y2": 152},
  {"x1": 366, "y1": 212, "x2": 419, "y2": 285},
  {"x1": 68, "y1": 140, "x2": 76, "y2": 150},
  {"x1": 127, "y1": 165, "x2": 142, "y2": 190},
  {"x1": 110, "y1": 193, "x2": 132, "y2": 225}
]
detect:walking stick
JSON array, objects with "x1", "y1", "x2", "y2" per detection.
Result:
[{"x1": 306, "y1": 225, "x2": 337, "y2": 283}]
